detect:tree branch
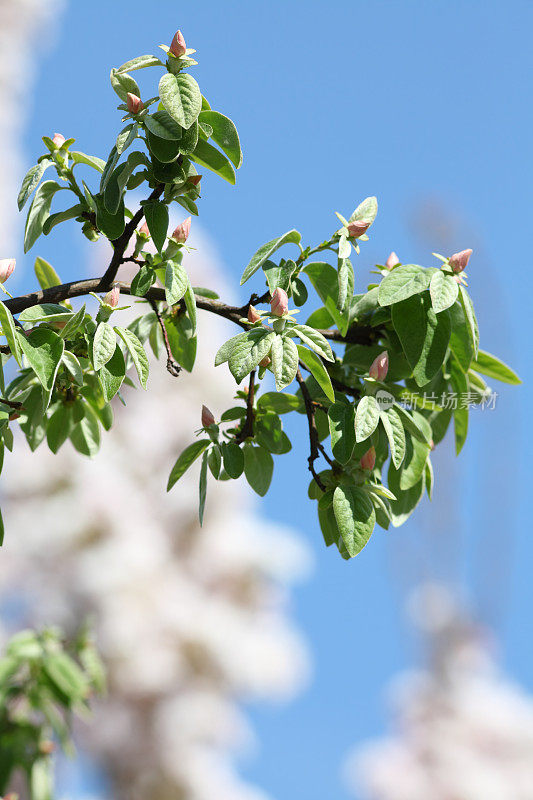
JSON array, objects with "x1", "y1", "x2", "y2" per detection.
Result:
[
  {"x1": 296, "y1": 367, "x2": 327, "y2": 491},
  {"x1": 148, "y1": 299, "x2": 181, "y2": 377},
  {"x1": 100, "y1": 184, "x2": 164, "y2": 286}
]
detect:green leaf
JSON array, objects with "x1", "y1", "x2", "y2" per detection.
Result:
[
  {"x1": 70, "y1": 151, "x2": 106, "y2": 173},
  {"x1": 289, "y1": 323, "x2": 334, "y2": 362},
  {"x1": 167, "y1": 439, "x2": 210, "y2": 491},
  {"x1": 257, "y1": 391, "x2": 302, "y2": 414},
  {"x1": 165, "y1": 315, "x2": 197, "y2": 372},
  {"x1": 380, "y1": 406, "x2": 406, "y2": 468},
  {"x1": 297, "y1": 344, "x2": 335, "y2": 402},
  {"x1": 240, "y1": 230, "x2": 301, "y2": 285},
  {"x1": 92, "y1": 322, "x2": 117, "y2": 370},
  {"x1": 349, "y1": 196, "x2": 378, "y2": 225},
  {"x1": 98, "y1": 344, "x2": 126, "y2": 402},
  {"x1": 144, "y1": 110, "x2": 183, "y2": 140},
  {"x1": 19, "y1": 304, "x2": 73, "y2": 325},
  {"x1": 215, "y1": 332, "x2": 248, "y2": 367},
  {"x1": 17, "y1": 327, "x2": 64, "y2": 407},
  {"x1": 18, "y1": 158, "x2": 53, "y2": 210},
  {"x1": 115, "y1": 326, "x2": 149, "y2": 388},
  {"x1": 95, "y1": 194, "x2": 125, "y2": 240},
  {"x1": 199, "y1": 110, "x2": 243, "y2": 168},
  {"x1": 337, "y1": 257, "x2": 354, "y2": 312},
  {"x1": 394, "y1": 404, "x2": 432, "y2": 444},
  {"x1": 116, "y1": 54, "x2": 163, "y2": 73},
  {"x1": 165, "y1": 260, "x2": 189, "y2": 305},
  {"x1": 328, "y1": 402, "x2": 356, "y2": 464},
  {"x1": 449, "y1": 299, "x2": 474, "y2": 373},
  {"x1": 131, "y1": 265, "x2": 156, "y2": 296},
  {"x1": 378, "y1": 265, "x2": 432, "y2": 306},
  {"x1": 430, "y1": 270, "x2": 459, "y2": 313},
  {"x1": 110, "y1": 67, "x2": 140, "y2": 101},
  {"x1": 24, "y1": 180, "x2": 62, "y2": 252},
  {"x1": 61, "y1": 351, "x2": 84, "y2": 385},
  {"x1": 472, "y1": 349, "x2": 521, "y2": 384},
  {"x1": 198, "y1": 451, "x2": 208, "y2": 525},
  {"x1": 159, "y1": 72, "x2": 202, "y2": 130},
  {"x1": 255, "y1": 412, "x2": 289, "y2": 454},
  {"x1": 184, "y1": 278, "x2": 197, "y2": 334},
  {"x1": 270, "y1": 334, "x2": 299, "y2": 391},
  {"x1": 395, "y1": 435, "x2": 429, "y2": 490},
  {"x1": 459, "y1": 285, "x2": 479, "y2": 357},
  {"x1": 47, "y1": 405, "x2": 72, "y2": 453},
  {"x1": 0, "y1": 300, "x2": 23, "y2": 367},
  {"x1": 387, "y1": 466, "x2": 425, "y2": 527},
  {"x1": 262, "y1": 259, "x2": 296, "y2": 294},
  {"x1": 70, "y1": 404, "x2": 101, "y2": 457},
  {"x1": 228, "y1": 329, "x2": 275, "y2": 383},
  {"x1": 355, "y1": 395, "x2": 380, "y2": 442},
  {"x1": 392, "y1": 294, "x2": 451, "y2": 387},
  {"x1": 222, "y1": 442, "x2": 244, "y2": 478},
  {"x1": 34, "y1": 257, "x2": 62, "y2": 290},
  {"x1": 116, "y1": 123, "x2": 138, "y2": 155},
  {"x1": 59, "y1": 304, "x2": 86, "y2": 340},
  {"x1": 190, "y1": 137, "x2": 235, "y2": 184},
  {"x1": 147, "y1": 129, "x2": 182, "y2": 162},
  {"x1": 303, "y1": 261, "x2": 349, "y2": 335},
  {"x1": 143, "y1": 200, "x2": 169, "y2": 253},
  {"x1": 243, "y1": 444, "x2": 274, "y2": 496},
  {"x1": 333, "y1": 486, "x2": 376, "y2": 557}
]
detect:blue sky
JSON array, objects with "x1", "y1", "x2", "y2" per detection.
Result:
[{"x1": 16, "y1": 1, "x2": 532, "y2": 797}]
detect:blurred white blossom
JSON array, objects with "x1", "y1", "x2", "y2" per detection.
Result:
[{"x1": 345, "y1": 583, "x2": 533, "y2": 800}]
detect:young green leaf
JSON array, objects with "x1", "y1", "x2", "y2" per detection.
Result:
[
  {"x1": 328, "y1": 402, "x2": 356, "y2": 464},
  {"x1": 0, "y1": 300, "x2": 23, "y2": 367},
  {"x1": 115, "y1": 326, "x2": 149, "y2": 388},
  {"x1": 198, "y1": 110, "x2": 243, "y2": 168},
  {"x1": 270, "y1": 334, "x2": 299, "y2": 391},
  {"x1": 198, "y1": 451, "x2": 208, "y2": 525},
  {"x1": 24, "y1": 181, "x2": 63, "y2": 252},
  {"x1": 289, "y1": 324, "x2": 334, "y2": 362},
  {"x1": 222, "y1": 442, "x2": 244, "y2": 478},
  {"x1": 472, "y1": 349, "x2": 521, "y2": 384},
  {"x1": 167, "y1": 439, "x2": 210, "y2": 491},
  {"x1": 240, "y1": 230, "x2": 301, "y2": 285},
  {"x1": 297, "y1": 345, "x2": 335, "y2": 402},
  {"x1": 392, "y1": 294, "x2": 451, "y2": 387},
  {"x1": 243, "y1": 444, "x2": 274, "y2": 496},
  {"x1": 159, "y1": 72, "x2": 202, "y2": 130},
  {"x1": 144, "y1": 110, "x2": 183, "y2": 140},
  {"x1": 98, "y1": 344, "x2": 126, "y2": 402},
  {"x1": 430, "y1": 270, "x2": 459, "y2": 313},
  {"x1": 380, "y1": 406, "x2": 406, "y2": 468},
  {"x1": 190, "y1": 138, "x2": 236, "y2": 184},
  {"x1": 333, "y1": 485, "x2": 376, "y2": 557},
  {"x1": 378, "y1": 265, "x2": 432, "y2": 306},
  {"x1": 165, "y1": 260, "x2": 188, "y2": 305},
  {"x1": 92, "y1": 322, "x2": 117, "y2": 371},
  {"x1": 355, "y1": 395, "x2": 380, "y2": 442},
  {"x1": 228, "y1": 329, "x2": 275, "y2": 383},
  {"x1": 17, "y1": 327, "x2": 64, "y2": 407}
]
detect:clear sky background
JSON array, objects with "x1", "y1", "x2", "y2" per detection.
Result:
[{"x1": 14, "y1": 1, "x2": 532, "y2": 798}]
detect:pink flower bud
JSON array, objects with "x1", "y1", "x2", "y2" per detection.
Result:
[
  {"x1": 360, "y1": 446, "x2": 376, "y2": 471},
  {"x1": 368, "y1": 351, "x2": 389, "y2": 381},
  {"x1": 270, "y1": 287, "x2": 289, "y2": 317},
  {"x1": 52, "y1": 133, "x2": 66, "y2": 148},
  {"x1": 247, "y1": 305, "x2": 261, "y2": 323},
  {"x1": 201, "y1": 405, "x2": 215, "y2": 427},
  {"x1": 0, "y1": 258, "x2": 15, "y2": 283},
  {"x1": 347, "y1": 220, "x2": 370, "y2": 239},
  {"x1": 259, "y1": 356, "x2": 271, "y2": 368},
  {"x1": 188, "y1": 175, "x2": 202, "y2": 186},
  {"x1": 126, "y1": 93, "x2": 144, "y2": 115},
  {"x1": 139, "y1": 222, "x2": 150, "y2": 237},
  {"x1": 171, "y1": 216, "x2": 191, "y2": 243},
  {"x1": 169, "y1": 29, "x2": 187, "y2": 58},
  {"x1": 385, "y1": 251, "x2": 399, "y2": 269},
  {"x1": 104, "y1": 285, "x2": 120, "y2": 308},
  {"x1": 448, "y1": 248, "x2": 472, "y2": 273}
]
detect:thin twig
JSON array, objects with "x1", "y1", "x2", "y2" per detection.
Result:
[
  {"x1": 149, "y1": 299, "x2": 181, "y2": 377},
  {"x1": 296, "y1": 367, "x2": 327, "y2": 491},
  {"x1": 0, "y1": 398, "x2": 23, "y2": 410}
]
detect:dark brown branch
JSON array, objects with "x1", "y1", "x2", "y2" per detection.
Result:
[
  {"x1": 148, "y1": 299, "x2": 181, "y2": 377},
  {"x1": 100, "y1": 184, "x2": 164, "y2": 286},
  {"x1": 235, "y1": 370, "x2": 256, "y2": 443},
  {"x1": 296, "y1": 367, "x2": 327, "y2": 491},
  {"x1": 0, "y1": 397, "x2": 23, "y2": 410}
]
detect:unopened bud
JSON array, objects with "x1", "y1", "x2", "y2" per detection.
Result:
[
  {"x1": 171, "y1": 216, "x2": 191, "y2": 243},
  {"x1": 201, "y1": 405, "x2": 215, "y2": 427},
  {"x1": 104, "y1": 285, "x2": 120, "y2": 308},
  {"x1": 0, "y1": 258, "x2": 15, "y2": 283},
  {"x1": 187, "y1": 175, "x2": 202, "y2": 186},
  {"x1": 247, "y1": 305, "x2": 261, "y2": 323},
  {"x1": 346, "y1": 220, "x2": 370, "y2": 239},
  {"x1": 169, "y1": 29, "x2": 187, "y2": 58},
  {"x1": 259, "y1": 356, "x2": 271, "y2": 368},
  {"x1": 448, "y1": 248, "x2": 472, "y2": 273},
  {"x1": 360, "y1": 446, "x2": 376, "y2": 471},
  {"x1": 369, "y1": 351, "x2": 389, "y2": 381},
  {"x1": 139, "y1": 222, "x2": 150, "y2": 237},
  {"x1": 270, "y1": 287, "x2": 289, "y2": 317},
  {"x1": 126, "y1": 93, "x2": 144, "y2": 115},
  {"x1": 52, "y1": 133, "x2": 66, "y2": 148},
  {"x1": 39, "y1": 740, "x2": 55, "y2": 755},
  {"x1": 385, "y1": 251, "x2": 399, "y2": 269}
]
